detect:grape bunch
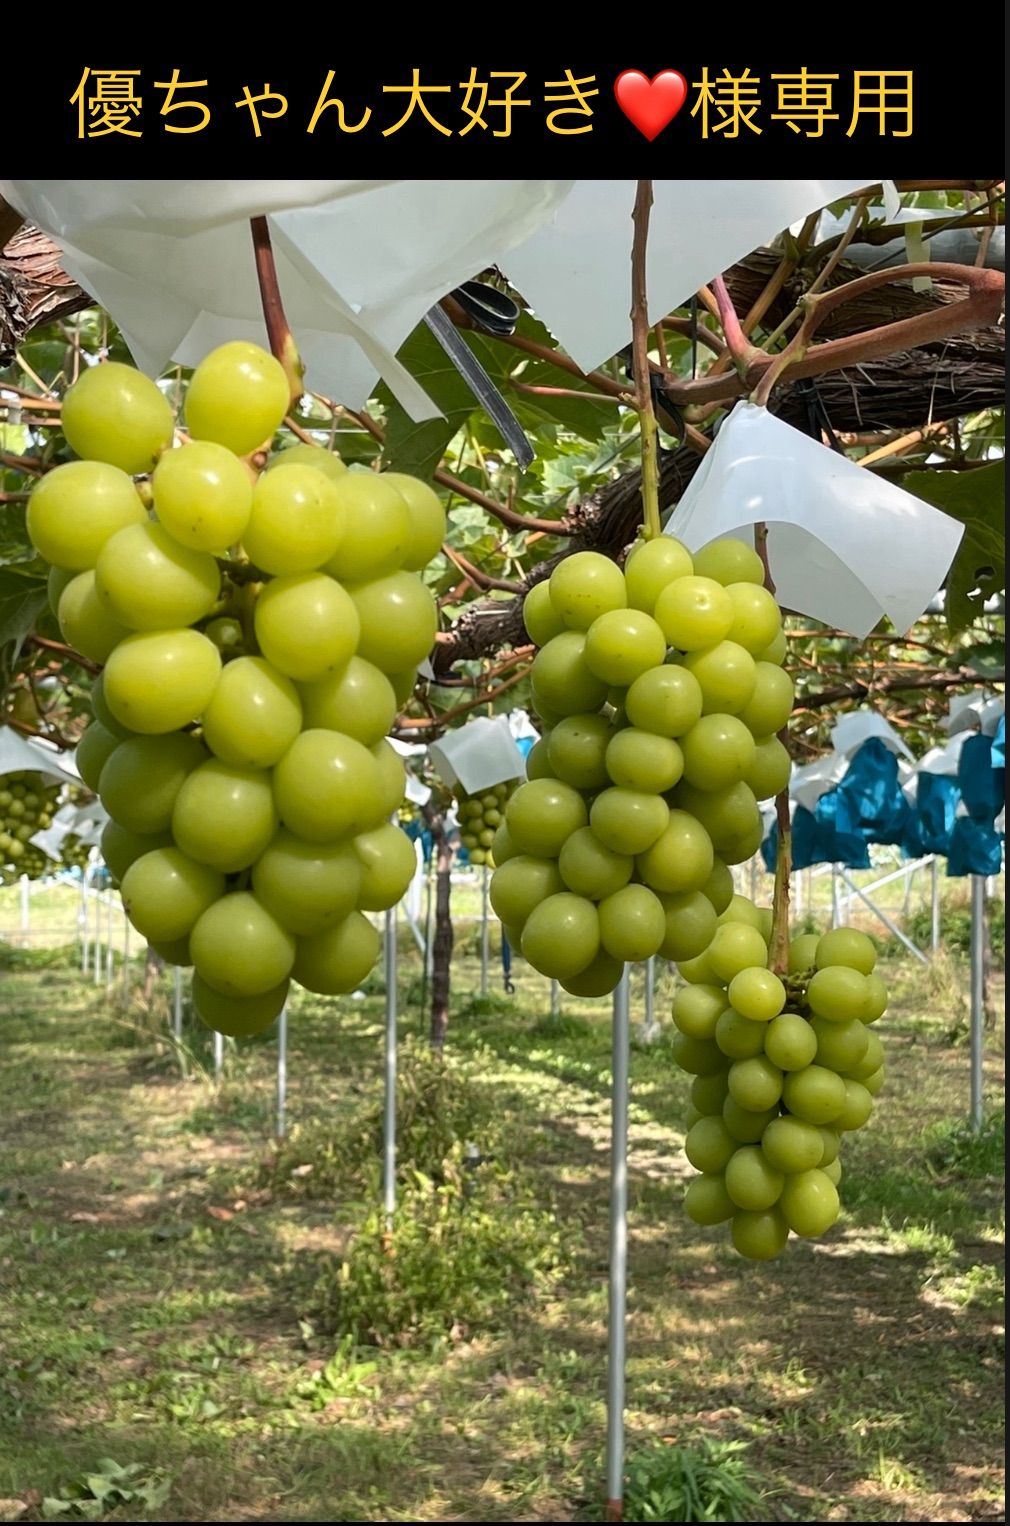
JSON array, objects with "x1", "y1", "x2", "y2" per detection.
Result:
[
  {"x1": 456, "y1": 780, "x2": 515, "y2": 867},
  {"x1": 489, "y1": 538, "x2": 791, "y2": 995},
  {"x1": 0, "y1": 771, "x2": 60, "y2": 877},
  {"x1": 27, "y1": 343, "x2": 444, "y2": 1039},
  {"x1": 675, "y1": 913, "x2": 886, "y2": 1260}
]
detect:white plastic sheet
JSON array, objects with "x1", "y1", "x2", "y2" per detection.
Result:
[
  {"x1": 790, "y1": 753, "x2": 850, "y2": 812},
  {"x1": 1, "y1": 178, "x2": 878, "y2": 419},
  {"x1": 0, "y1": 726, "x2": 81, "y2": 784},
  {"x1": 428, "y1": 715, "x2": 525, "y2": 794},
  {"x1": 830, "y1": 711, "x2": 915, "y2": 762},
  {"x1": 668, "y1": 403, "x2": 964, "y2": 636}
]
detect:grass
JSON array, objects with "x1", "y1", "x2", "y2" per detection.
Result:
[{"x1": 0, "y1": 922, "x2": 1004, "y2": 1523}]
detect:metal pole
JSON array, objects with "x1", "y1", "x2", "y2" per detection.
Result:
[
  {"x1": 19, "y1": 874, "x2": 29, "y2": 935},
  {"x1": 80, "y1": 871, "x2": 90, "y2": 974},
  {"x1": 930, "y1": 857, "x2": 941, "y2": 954},
  {"x1": 173, "y1": 966, "x2": 183, "y2": 1039},
  {"x1": 121, "y1": 915, "x2": 130, "y2": 993},
  {"x1": 837, "y1": 869, "x2": 928, "y2": 963},
  {"x1": 383, "y1": 905, "x2": 398, "y2": 1226},
  {"x1": 105, "y1": 891, "x2": 114, "y2": 992},
  {"x1": 213, "y1": 1028, "x2": 223, "y2": 1081},
  {"x1": 644, "y1": 956, "x2": 655, "y2": 1032},
  {"x1": 969, "y1": 875, "x2": 985, "y2": 1132},
  {"x1": 830, "y1": 864, "x2": 840, "y2": 928},
  {"x1": 93, "y1": 886, "x2": 102, "y2": 984},
  {"x1": 480, "y1": 865, "x2": 490, "y2": 998},
  {"x1": 606, "y1": 967, "x2": 631, "y2": 1521},
  {"x1": 550, "y1": 979, "x2": 560, "y2": 1024},
  {"x1": 275, "y1": 1005, "x2": 288, "y2": 1141}
]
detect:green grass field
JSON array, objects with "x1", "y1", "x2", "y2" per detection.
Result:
[{"x1": 0, "y1": 922, "x2": 1004, "y2": 1522}]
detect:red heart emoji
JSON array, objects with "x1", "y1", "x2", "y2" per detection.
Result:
[{"x1": 614, "y1": 69, "x2": 688, "y2": 141}]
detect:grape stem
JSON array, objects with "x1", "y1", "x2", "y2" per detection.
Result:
[
  {"x1": 249, "y1": 216, "x2": 303, "y2": 405},
  {"x1": 630, "y1": 180, "x2": 662, "y2": 543}
]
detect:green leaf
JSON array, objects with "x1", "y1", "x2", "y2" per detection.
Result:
[
  {"x1": 376, "y1": 322, "x2": 506, "y2": 481},
  {"x1": 903, "y1": 462, "x2": 1005, "y2": 630},
  {"x1": 0, "y1": 568, "x2": 47, "y2": 654}
]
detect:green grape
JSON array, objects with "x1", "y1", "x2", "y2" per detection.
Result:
[
  {"x1": 205, "y1": 617, "x2": 245, "y2": 653},
  {"x1": 654, "y1": 576, "x2": 734, "y2": 651},
  {"x1": 763, "y1": 1012, "x2": 818, "y2": 1071},
  {"x1": 605, "y1": 729, "x2": 683, "y2": 793},
  {"x1": 121, "y1": 846, "x2": 225, "y2": 942},
  {"x1": 354, "y1": 823, "x2": 416, "y2": 911},
  {"x1": 676, "y1": 949, "x2": 720, "y2": 985},
  {"x1": 294, "y1": 911, "x2": 381, "y2": 994},
  {"x1": 692, "y1": 537, "x2": 764, "y2": 587},
  {"x1": 597, "y1": 883, "x2": 666, "y2": 961},
  {"x1": 505, "y1": 779, "x2": 587, "y2": 856},
  {"x1": 349, "y1": 572, "x2": 439, "y2": 674},
  {"x1": 266, "y1": 441, "x2": 347, "y2": 481},
  {"x1": 737, "y1": 663, "x2": 795, "y2": 737},
  {"x1": 75, "y1": 723, "x2": 121, "y2": 792},
  {"x1": 299, "y1": 658, "x2": 396, "y2": 747},
  {"x1": 90, "y1": 674, "x2": 131, "y2": 737},
  {"x1": 100, "y1": 821, "x2": 172, "y2": 883},
  {"x1": 846, "y1": 1029, "x2": 884, "y2": 1081},
  {"x1": 254, "y1": 572, "x2": 360, "y2": 681},
  {"x1": 243, "y1": 464, "x2": 342, "y2": 575},
  {"x1": 522, "y1": 581, "x2": 565, "y2": 647},
  {"x1": 559, "y1": 948, "x2": 624, "y2": 998},
  {"x1": 677, "y1": 781, "x2": 761, "y2": 856},
  {"x1": 172, "y1": 759, "x2": 277, "y2": 873},
  {"x1": 547, "y1": 713, "x2": 613, "y2": 791},
  {"x1": 744, "y1": 736, "x2": 792, "y2": 801},
  {"x1": 193, "y1": 975, "x2": 289, "y2": 1039},
  {"x1": 807, "y1": 966, "x2": 870, "y2": 1023},
  {"x1": 781, "y1": 1065, "x2": 846, "y2": 1124},
  {"x1": 62, "y1": 361, "x2": 174, "y2": 474},
  {"x1": 583, "y1": 609, "x2": 666, "y2": 686},
  {"x1": 673, "y1": 983, "x2": 729, "y2": 1040},
  {"x1": 816, "y1": 927, "x2": 877, "y2": 974},
  {"x1": 491, "y1": 822, "x2": 517, "y2": 864},
  {"x1": 95, "y1": 521, "x2": 220, "y2": 630},
  {"x1": 761, "y1": 1116, "x2": 825, "y2": 1174},
  {"x1": 725, "y1": 1145, "x2": 784, "y2": 1210},
  {"x1": 387, "y1": 668, "x2": 418, "y2": 707},
  {"x1": 717, "y1": 894, "x2": 764, "y2": 930},
  {"x1": 757, "y1": 629, "x2": 788, "y2": 665},
  {"x1": 191, "y1": 891, "x2": 296, "y2": 997},
  {"x1": 818, "y1": 1128, "x2": 841, "y2": 1166},
  {"x1": 725, "y1": 583, "x2": 782, "y2": 655},
  {"x1": 530, "y1": 632, "x2": 609, "y2": 718},
  {"x1": 731, "y1": 1207, "x2": 788, "y2": 1260},
  {"x1": 591, "y1": 788, "x2": 670, "y2": 856},
  {"x1": 520, "y1": 893, "x2": 600, "y2": 979},
  {"x1": 184, "y1": 341, "x2": 290, "y2": 456},
  {"x1": 325, "y1": 474, "x2": 412, "y2": 581},
  {"x1": 201, "y1": 656, "x2": 302, "y2": 768},
  {"x1": 728, "y1": 1056, "x2": 783, "y2": 1112},
  {"x1": 685, "y1": 1116, "x2": 736, "y2": 1174},
  {"x1": 691, "y1": 1071, "x2": 731, "y2": 1115},
  {"x1": 835, "y1": 1079, "x2": 874, "y2": 1132},
  {"x1": 684, "y1": 1174, "x2": 735, "y2": 1226},
  {"x1": 103, "y1": 630, "x2": 221, "y2": 734},
  {"x1": 811, "y1": 1016, "x2": 868, "y2": 1074},
  {"x1": 788, "y1": 932, "x2": 820, "y2": 973},
  {"x1": 680, "y1": 714, "x2": 756, "y2": 791},
  {"x1": 658, "y1": 891, "x2": 717, "y2": 963},
  {"x1": 681, "y1": 641, "x2": 756, "y2": 715},
  {"x1": 549, "y1": 552, "x2": 627, "y2": 630},
  {"x1": 700, "y1": 858, "x2": 735, "y2": 916},
  {"x1": 47, "y1": 564, "x2": 76, "y2": 614},
  {"x1": 273, "y1": 730, "x2": 384, "y2": 842},
  {"x1": 623, "y1": 536, "x2": 694, "y2": 614},
  {"x1": 670, "y1": 1031, "x2": 726, "y2": 1076},
  {"x1": 779, "y1": 1169, "x2": 839, "y2": 1236},
  {"x1": 862, "y1": 1067, "x2": 885, "y2": 1096},
  {"x1": 635, "y1": 809, "x2": 713, "y2": 893},
  {"x1": 252, "y1": 831, "x2": 362, "y2": 935},
  {"x1": 860, "y1": 972, "x2": 889, "y2": 1024},
  {"x1": 706, "y1": 923, "x2": 768, "y2": 984},
  {"x1": 381, "y1": 472, "x2": 446, "y2": 570},
  {"x1": 624, "y1": 664, "x2": 703, "y2": 738},
  {"x1": 557, "y1": 827, "x2": 633, "y2": 900},
  {"x1": 715, "y1": 1007, "x2": 766, "y2": 1060},
  {"x1": 57, "y1": 572, "x2": 131, "y2": 663},
  {"x1": 523, "y1": 738, "x2": 555, "y2": 781},
  {"x1": 727, "y1": 967, "x2": 785, "y2": 1023},
  {"x1": 100, "y1": 732, "x2": 207, "y2": 834},
  {"x1": 152, "y1": 441, "x2": 254, "y2": 551},
  {"x1": 370, "y1": 740, "x2": 406, "y2": 817},
  {"x1": 723, "y1": 1097, "x2": 780, "y2": 1143}
]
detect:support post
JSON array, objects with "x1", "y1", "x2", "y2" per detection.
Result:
[
  {"x1": 969, "y1": 875, "x2": 985, "y2": 1132},
  {"x1": 383, "y1": 906, "x2": 398, "y2": 1226},
  {"x1": 479, "y1": 865, "x2": 490, "y2": 998},
  {"x1": 276, "y1": 1006, "x2": 288, "y2": 1141},
  {"x1": 173, "y1": 966, "x2": 183, "y2": 1040},
  {"x1": 931, "y1": 857, "x2": 941, "y2": 954},
  {"x1": 606, "y1": 967, "x2": 630, "y2": 1521}
]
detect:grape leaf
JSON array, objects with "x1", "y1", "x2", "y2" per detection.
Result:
[
  {"x1": 0, "y1": 568, "x2": 47, "y2": 654},
  {"x1": 903, "y1": 462, "x2": 1005, "y2": 630}
]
